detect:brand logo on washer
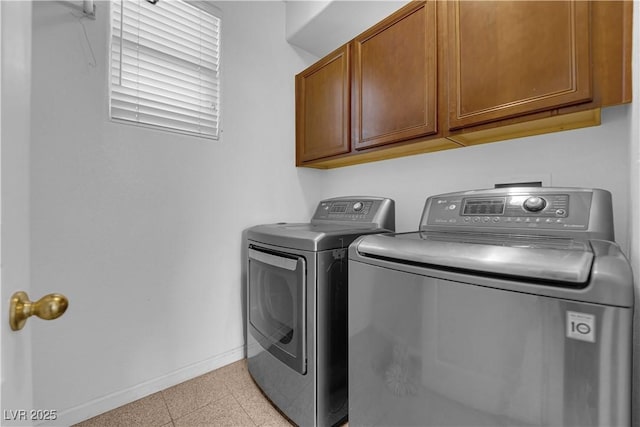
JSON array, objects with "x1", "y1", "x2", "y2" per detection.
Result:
[{"x1": 566, "y1": 311, "x2": 596, "y2": 343}]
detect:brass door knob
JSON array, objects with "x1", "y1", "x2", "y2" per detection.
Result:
[{"x1": 9, "y1": 291, "x2": 69, "y2": 331}]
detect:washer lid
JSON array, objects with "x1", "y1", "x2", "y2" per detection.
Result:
[
  {"x1": 248, "y1": 222, "x2": 386, "y2": 251},
  {"x1": 355, "y1": 231, "x2": 594, "y2": 284}
]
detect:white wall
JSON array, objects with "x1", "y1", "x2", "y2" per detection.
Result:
[
  {"x1": 318, "y1": 106, "x2": 631, "y2": 250},
  {"x1": 29, "y1": 1, "x2": 320, "y2": 424}
]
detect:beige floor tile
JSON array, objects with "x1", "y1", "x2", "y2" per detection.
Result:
[
  {"x1": 217, "y1": 359, "x2": 257, "y2": 397},
  {"x1": 161, "y1": 370, "x2": 230, "y2": 420},
  {"x1": 73, "y1": 358, "x2": 312, "y2": 427},
  {"x1": 173, "y1": 395, "x2": 255, "y2": 427},
  {"x1": 233, "y1": 382, "x2": 294, "y2": 427},
  {"x1": 215, "y1": 359, "x2": 249, "y2": 381},
  {"x1": 73, "y1": 392, "x2": 171, "y2": 427}
]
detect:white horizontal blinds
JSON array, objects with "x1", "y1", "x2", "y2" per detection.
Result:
[{"x1": 111, "y1": 0, "x2": 221, "y2": 139}]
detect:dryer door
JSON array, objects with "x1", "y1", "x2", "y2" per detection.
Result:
[{"x1": 248, "y1": 246, "x2": 307, "y2": 374}]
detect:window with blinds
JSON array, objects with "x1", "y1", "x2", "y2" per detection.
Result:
[{"x1": 110, "y1": 0, "x2": 221, "y2": 139}]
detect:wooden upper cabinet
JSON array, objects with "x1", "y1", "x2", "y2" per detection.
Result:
[
  {"x1": 447, "y1": 1, "x2": 592, "y2": 130},
  {"x1": 353, "y1": 1, "x2": 437, "y2": 150},
  {"x1": 294, "y1": 0, "x2": 630, "y2": 168},
  {"x1": 296, "y1": 45, "x2": 351, "y2": 164}
]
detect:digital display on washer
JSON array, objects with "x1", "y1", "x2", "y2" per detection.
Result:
[
  {"x1": 462, "y1": 198, "x2": 505, "y2": 215},
  {"x1": 329, "y1": 202, "x2": 348, "y2": 213}
]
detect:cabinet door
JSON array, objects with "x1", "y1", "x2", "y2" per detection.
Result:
[
  {"x1": 296, "y1": 45, "x2": 350, "y2": 164},
  {"x1": 353, "y1": 1, "x2": 437, "y2": 150},
  {"x1": 447, "y1": 1, "x2": 592, "y2": 130}
]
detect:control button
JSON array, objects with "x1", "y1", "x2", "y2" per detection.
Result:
[
  {"x1": 353, "y1": 202, "x2": 364, "y2": 212},
  {"x1": 464, "y1": 217, "x2": 470, "y2": 222},
  {"x1": 448, "y1": 204, "x2": 457, "y2": 210},
  {"x1": 555, "y1": 209, "x2": 566, "y2": 216},
  {"x1": 483, "y1": 217, "x2": 490, "y2": 223},
  {"x1": 473, "y1": 217, "x2": 480, "y2": 223},
  {"x1": 493, "y1": 217, "x2": 500, "y2": 223},
  {"x1": 523, "y1": 196, "x2": 547, "y2": 212}
]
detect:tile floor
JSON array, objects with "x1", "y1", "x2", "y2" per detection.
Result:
[{"x1": 73, "y1": 359, "x2": 294, "y2": 427}]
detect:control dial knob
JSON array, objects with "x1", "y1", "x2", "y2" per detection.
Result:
[
  {"x1": 353, "y1": 202, "x2": 364, "y2": 212},
  {"x1": 523, "y1": 196, "x2": 547, "y2": 212}
]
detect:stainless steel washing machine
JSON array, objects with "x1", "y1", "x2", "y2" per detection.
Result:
[
  {"x1": 348, "y1": 187, "x2": 633, "y2": 426},
  {"x1": 247, "y1": 196, "x2": 395, "y2": 426}
]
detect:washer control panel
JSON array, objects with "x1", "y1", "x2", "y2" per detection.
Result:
[
  {"x1": 314, "y1": 199, "x2": 376, "y2": 221},
  {"x1": 311, "y1": 197, "x2": 395, "y2": 231},
  {"x1": 423, "y1": 189, "x2": 596, "y2": 232}
]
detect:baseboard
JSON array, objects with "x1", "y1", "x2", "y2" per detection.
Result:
[{"x1": 43, "y1": 345, "x2": 245, "y2": 427}]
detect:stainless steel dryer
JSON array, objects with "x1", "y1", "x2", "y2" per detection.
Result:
[
  {"x1": 247, "y1": 196, "x2": 395, "y2": 426},
  {"x1": 348, "y1": 187, "x2": 633, "y2": 427}
]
